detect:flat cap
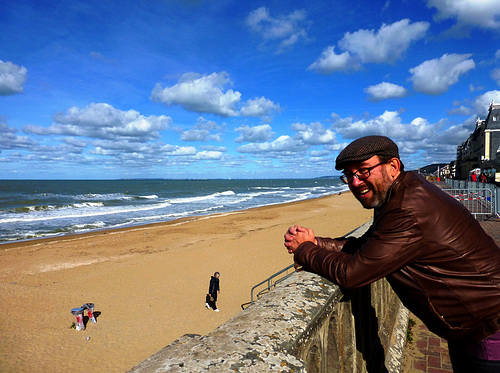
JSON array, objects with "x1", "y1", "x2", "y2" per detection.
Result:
[{"x1": 335, "y1": 135, "x2": 399, "y2": 170}]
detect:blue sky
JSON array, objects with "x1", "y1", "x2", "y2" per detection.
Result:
[{"x1": 1, "y1": 0, "x2": 500, "y2": 179}]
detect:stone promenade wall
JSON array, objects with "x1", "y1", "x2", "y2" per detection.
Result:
[{"x1": 128, "y1": 222, "x2": 409, "y2": 372}]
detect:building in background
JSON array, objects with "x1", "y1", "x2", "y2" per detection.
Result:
[{"x1": 456, "y1": 101, "x2": 500, "y2": 182}]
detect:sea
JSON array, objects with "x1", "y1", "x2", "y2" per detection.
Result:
[{"x1": 0, "y1": 179, "x2": 348, "y2": 244}]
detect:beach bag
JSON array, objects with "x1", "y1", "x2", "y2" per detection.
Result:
[{"x1": 206, "y1": 294, "x2": 214, "y2": 303}]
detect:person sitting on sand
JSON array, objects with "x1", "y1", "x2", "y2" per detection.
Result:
[{"x1": 206, "y1": 272, "x2": 220, "y2": 312}]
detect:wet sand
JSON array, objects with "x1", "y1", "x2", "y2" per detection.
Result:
[{"x1": 0, "y1": 192, "x2": 372, "y2": 372}]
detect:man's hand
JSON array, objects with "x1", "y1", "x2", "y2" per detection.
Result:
[{"x1": 284, "y1": 225, "x2": 317, "y2": 254}]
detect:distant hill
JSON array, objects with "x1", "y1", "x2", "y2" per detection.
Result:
[
  {"x1": 316, "y1": 162, "x2": 450, "y2": 179},
  {"x1": 412, "y1": 163, "x2": 448, "y2": 175}
]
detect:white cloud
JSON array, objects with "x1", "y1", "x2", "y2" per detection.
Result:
[
  {"x1": 332, "y1": 110, "x2": 438, "y2": 141},
  {"x1": 307, "y1": 46, "x2": 357, "y2": 74},
  {"x1": 240, "y1": 97, "x2": 281, "y2": 118},
  {"x1": 151, "y1": 72, "x2": 241, "y2": 117},
  {"x1": 492, "y1": 68, "x2": 500, "y2": 86},
  {"x1": 469, "y1": 83, "x2": 484, "y2": 92},
  {"x1": 62, "y1": 137, "x2": 87, "y2": 148},
  {"x1": 195, "y1": 150, "x2": 223, "y2": 160},
  {"x1": 166, "y1": 146, "x2": 197, "y2": 156},
  {"x1": 431, "y1": 113, "x2": 478, "y2": 150},
  {"x1": 472, "y1": 90, "x2": 500, "y2": 114},
  {"x1": 24, "y1": 103, "x2": 172, "y2": 142},
  {"x1": 327, "y1": 111, "x2": 461, "y2": 164},
  {"x1": 323, "y1": 141, "x2": 351, "y2": 153},
  {"x1": 292, "y1": 122, "x2": 337, "y2": 145},
  {"x1": 193, "y1": 117, "x2": 222, "y2": 131},
  {"x1": 246, "y1": 7, "x2": 309, "y2": 53},
  {"x1": 309, "y1": 150, "x2": 330, "y2": 157},
  {"x1": 338, "y1": 19, "x2": 429, "y2": 64},
  {"x1": 0, "y1": 60, "x2": 28, "y2": 95},
  {"x1": 32, "y1": 143, "x2": 88, "y2": 158},
  {"x1": 427, "y1": 0, "x2": 500, "y2": 30},
  {"x1": 180, "y1": 116, "x2": 223, "y2": 142},
  {"x1": 235, "y1": 124, "x2": 274, "y2": 143},
  {"x1": 309, "y1": 19, "x2": 428, "y2": 74},
  {"x1": 237, "y1": 135, "x2": 306, "y2": 154},
  {"x1": 151, "y1": 72, "x2": 280, "y2": 119},
  {"x1": 89, "y1": 140, "x2": 198, "y2": 159},
  {"x1": 181, "y1": 129, "x2": 211, "y2": 141},
  {"x1": 0, "y1": 121, "x2": 36, "y2": 150},
  {"x1": 89, "y1": 146, "x2": 112, "y2": 156},
  {"x1": 364, "y1": 82, "x2": 408, "y2": 102},
  {"x1": 448, "y1": 105, "x2": 472, "y2": 116},
  {"x1": 409, "y1": 53, "x2": 475, "y2": 95},
  {"x1": 89, "y1": 51, "x2": 118, "y2": 65},
  {"x1": 91, "y1": 139, "x2": 149, "y2": 153}
]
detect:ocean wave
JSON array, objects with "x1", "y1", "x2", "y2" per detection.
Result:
[
  {"x1": 129, "y1": 204, "x2": 225, "y2": 223},
  {"x1": 72, "y1": 221, "x2": 107, "y2": 231},
  {"x1": 0, "y1": 179, "x2": 347, "y2": 243},
  {"x1": 70, "y1": 192, "x2": 159, "y2": 202},
  {"x1": 137, "y1": 194, "x2": 159, "y2": 199},
  {"x1": 72, "y1": 202, "x2": 106, "y2": 209},
  {"x1": 11, "y1": 201, "x2": 105, "y2": 214},
  {"x1": 0, "y1": 200, "x2": 173, "y2": 224},
  {"x1": 241, "y1": 190, "x2": 285, "y2": 198},
  {"x1": 252, "y1": 186, "x2": 291, "y2": 190},
  {"x1": 170, "y1": 190, "x2": 235, "y2": 204},
  {"x1": 119, "y1": 194, "x2": 159, "y2": 201},
  {"x1": 287, "y1": 192, "x2": 313, "y2": 202},
  {"x1": 0, "y1": 220, "x2": 108, "y2": 242}
]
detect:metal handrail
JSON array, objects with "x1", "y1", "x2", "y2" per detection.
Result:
[
  {"x1": 251, "y1": 264, "x2": 295, "y2": 303},
  {"x1": 241, "y1": 264, "x2": 295, "y2": 309}
]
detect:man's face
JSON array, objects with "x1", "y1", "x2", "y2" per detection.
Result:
[{"x1": 343, "y1": 156, "x2": 396, "y2": 209}]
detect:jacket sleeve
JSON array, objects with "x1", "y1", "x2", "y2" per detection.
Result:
[
  {"x1": 294, "y1": 207, "x2": 424, "y2": 289},
  {"x1": 316, "y1": 233, "x2": 370, "y2": 254},
  {"x1": 315, "y1": 236, "x2": 348, "y2": 252}
]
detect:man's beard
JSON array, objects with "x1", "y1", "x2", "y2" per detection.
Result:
[{"x1": 351, "y1": 172, "x2": 394, "y2": 209}]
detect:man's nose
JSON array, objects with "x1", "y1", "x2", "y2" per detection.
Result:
[{"x1": 350, "y1": 175, "x2": 363, "y2": 187}]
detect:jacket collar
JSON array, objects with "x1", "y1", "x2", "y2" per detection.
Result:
[{"x1": 374, "y1": 170, "x2": 407, "y2": 214}]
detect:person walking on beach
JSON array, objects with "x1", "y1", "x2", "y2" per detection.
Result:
[
  {"x1": 284, "y1": 135, "x2": 500, "y2": 373},
  {"x1": 206, "y1": 272, "x2": 220, "y2": 312}
]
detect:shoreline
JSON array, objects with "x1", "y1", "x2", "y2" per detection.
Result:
[
  {"x1": 0, "y1": 191, "x2": 372, "y2": 372},
  {"x1": 0, "y1": 191, "x2": 348, "y2": 248},
  {"x1": 1, "y1": 178, "x2": 349, "y2": 245},
  {"x1": 0, "y1": 210, "x2": 243, "y2": 250}
]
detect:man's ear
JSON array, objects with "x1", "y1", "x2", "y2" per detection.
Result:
[{"x1": 388, "y1": 157, "x2": 401, "y2": 178}]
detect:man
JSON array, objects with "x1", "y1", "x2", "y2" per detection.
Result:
[
  {"x1": 284, "y1": 136, "x2": 500, "y2": 372},
  {"x1": 207, "y1": 271, "x2": 220, "y2": 312}
]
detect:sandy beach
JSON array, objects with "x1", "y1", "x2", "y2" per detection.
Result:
[{"x1": 0, "y1": 192, "x2": 372, "y2": 372}]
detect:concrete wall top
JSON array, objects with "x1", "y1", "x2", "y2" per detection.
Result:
[
  {"x1": 128, "y1": 270, "x2": 345, "y2": 372},
  {"x1": 126, "y1": 221, "x2": 409, "y2": 373}
]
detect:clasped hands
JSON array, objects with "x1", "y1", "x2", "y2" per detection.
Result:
[{"x1": 284, "y1": 225, "x2": 317, "y2": 254}]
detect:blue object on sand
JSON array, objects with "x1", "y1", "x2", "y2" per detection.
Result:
[{"x1": 71, "y1": 307, "x2": 84, "y2": 315}]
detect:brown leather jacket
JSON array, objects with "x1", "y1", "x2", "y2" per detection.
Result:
[{"x1": 294, "y1": 171, "x2": 500, "y2": 343}]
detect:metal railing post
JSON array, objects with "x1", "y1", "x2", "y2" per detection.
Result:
[{"x1": 249, "y1": 264, "x2": 295, "y2": 304}]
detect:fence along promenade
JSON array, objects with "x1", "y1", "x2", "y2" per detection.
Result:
[{"x1": 444, "y1": 179, "x2": 499, "y2": 219}]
